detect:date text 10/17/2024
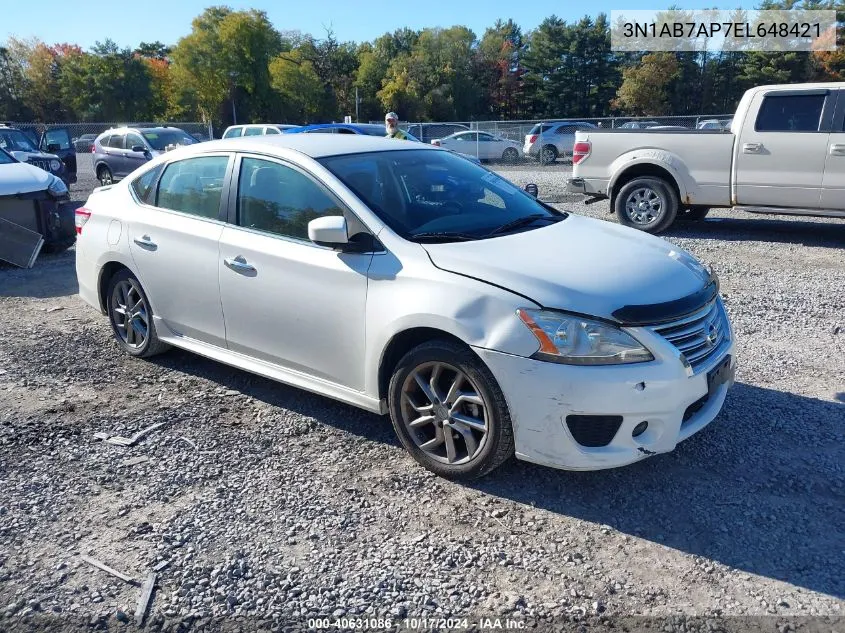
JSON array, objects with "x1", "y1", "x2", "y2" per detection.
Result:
[{"x1": 307, "y1": 617, "x2": 526, "y2": 630}]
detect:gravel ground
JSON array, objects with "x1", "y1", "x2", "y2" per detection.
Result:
[{"x1": 0, "y1": 155, "x2": 843, "y2": 632}]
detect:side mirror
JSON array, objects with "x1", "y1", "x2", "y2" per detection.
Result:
[
  {"x1": 308, "y1": 216, "x2": 349, "y2": 248},
  {"x1": 524, "y1": 183, "x2": 539, "y2": 198},
  {"x1": 131, "y1": 145, "x2": 147, "y2": 153},
  {"x1": 47, "y1": 143, "x2": 60, "y2": 153}
]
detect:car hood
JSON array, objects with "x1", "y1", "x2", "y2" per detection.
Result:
[
  {"x1": 0, "y1": 161, "x2": 54, "y2": 195},
  {"x1": 9, "y1": 150, "x2": 60, "y2": 162},
  {"x1": 422, "y1": 215, "x2": 712, "y2": 322}
]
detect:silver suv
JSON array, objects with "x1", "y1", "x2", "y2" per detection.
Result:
[
  {"x1": 92, "y1": 126, "x2": 198, "y2": 186},
  {"x1": 523, "y1": 121, "x2": 597, "y2": 164}
]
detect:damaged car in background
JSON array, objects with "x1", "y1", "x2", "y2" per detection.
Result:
[
  {"x1": 0, "y1": 124, "x2": 77, "y2": 186},
  {"x1": 0, "y1": 147, "x2": 76, "y2": 266}
]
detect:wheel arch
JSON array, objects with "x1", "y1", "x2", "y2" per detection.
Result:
[
  {"x1": 377, "y1": 327, "x2": 471, "y2": 402},
  {"x1": 609, "y1": 158, "x2": 687, "y2": 209}
]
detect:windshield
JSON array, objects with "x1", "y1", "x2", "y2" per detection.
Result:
[
  {"x1": 0, "y1": 148, "x2": 16, "y2": 164},
  {"x1": 141, "y1": 130, "x2": 196, "y2": 151},
  {"x1": 0, "y1": 129, "x2": 38, "y2": 152},
  {"x1": 319, "y1": 149, "x2": 564, "y2": 241}
]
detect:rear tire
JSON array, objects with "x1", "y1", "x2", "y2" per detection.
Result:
[
  {"x1": 98, "y1": 166, "x2": 113, "y2": 186},
  {"x1": 539, "y1": 145, "x2": 558, "y2": 165},
  {"x1": 388, "y1": 339, "x2": 514, "y2": 480},
  {"x1": 106, "y1": 269, "x2": 170, "y2": 358},
  {"x1": 614, "y1": 176, "x2": 679, "y2": 234}
]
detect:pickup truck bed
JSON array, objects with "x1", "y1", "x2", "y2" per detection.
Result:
[{"x1": 568, "y1": 81, "x2": 845, "y2": 233}]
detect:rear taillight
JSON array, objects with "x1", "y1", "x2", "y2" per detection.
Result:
[
  {"x1": 528, "y1": 134, "x2": 538, "y2": 144},
  {"x1": 75, "y1": 207, "x2": 91, "y2": 234},
  {"x1": 91, "y1": 145, "x2": 95, "y2": 153},
  {"x1": 573, "y1": 140, "x2": 591, "y2": 165},
  {"x1": 431, "y1": 139, "x2": 441, "y2": 146}
]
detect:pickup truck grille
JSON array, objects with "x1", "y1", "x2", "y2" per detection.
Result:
[
  {"x1": 28, "y1": 159, "x2": 52, "y2": 172},
  {"x1": 649, "y1": 298, "x2": 730, "y2": 373}
]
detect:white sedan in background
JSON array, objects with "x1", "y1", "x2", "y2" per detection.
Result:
[
  {"x1": 75, "y1": 134, "x2": 734, "y2": 479},
  {"x1": 431, "y1": 131, "x2": 522, "y2": 163}
]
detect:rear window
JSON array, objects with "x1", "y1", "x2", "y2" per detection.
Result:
[
  {"x1": 755, "y1": 94, "x2": 826, "y2": 132},
  {"x1": 131, "y1": 164, "x2": 163, "y2": 204},
  {"x1": 528, "y1": 124, "x2": 554, "y2": 135}
]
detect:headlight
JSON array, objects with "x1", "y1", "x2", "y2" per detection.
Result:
[
  {"x1": 49, "y1": 159, "x2": 61, "y2": 171},
  {"x1": 517, "y1": 308, "x2": 654, "y2": 365},
  {"x1": 47, "y1": 176, "x2": 68, "y2": 197}
]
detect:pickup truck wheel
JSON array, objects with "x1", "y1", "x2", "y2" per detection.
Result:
[{"x1": 615, "y1": 177, "x2": 678, "y2": 233}]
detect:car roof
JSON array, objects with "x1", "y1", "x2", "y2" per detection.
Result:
[
  {"x1": 289, "y1": 123, "x2": 379, "y2": 133},
  {"x1": 98, "y1": 126, "x2": 185, "y2": 136},
  {"x1": 172, "y1": 134, "x2": 437, "y2": 159}
]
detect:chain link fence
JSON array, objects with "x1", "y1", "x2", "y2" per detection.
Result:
[
  {"x1": 377, "y1": 114, "x2": 734, "y2": 165},
  {"x1": 1, "y1": 121, "x2": 213, "y2": 152}
]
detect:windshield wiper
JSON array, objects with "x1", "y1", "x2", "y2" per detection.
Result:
[
  {"x1": 484, "y1": 213, "x2": 559, "y2": 238},
  {"x1": 411, "y1": 231, "x2": 480, "y2": 243}
]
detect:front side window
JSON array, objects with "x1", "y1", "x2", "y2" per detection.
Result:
[
  {"x1": 320, "y1": 149, "x2": 564, "y2": 240},
  {"x1": 243, "y1": 126, "x2": 264, "y2": 137},
  {"x1": 756, "y1": 94, "x2": 826, "y2": 132},
  {"x1": 265, "y1": 127, "x2": 280, "y2": 135},
  {"x1": 43, "y1": 129, "x2": 71, "y2": 150},
  {"x1": 156, "y1": 155, "x2": 229, "y2": 219},
  {"x1": 237, "y1": 157, "x2": 344, "y2": 240},
  {"x1": 126, "y1": 133, "x2": 145, "y2": 151},
  {"x1": 223, "y1": 127, "x2": 243, "y2": 139}
]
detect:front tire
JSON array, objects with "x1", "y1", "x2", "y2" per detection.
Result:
[
  {"x1": 106, "y1": 269, "x2": 169, "y2": 358},
  {"x1": 502, "y1": 147, "x2": 520, "y2": 164},
  {"x1": 614, "y1": 176, "x2": 679, "y2": 234},
  {"x1": 388, "y1": 340, "x2": 514, "y2": 480}
]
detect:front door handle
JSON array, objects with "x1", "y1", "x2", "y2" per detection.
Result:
[
  {"x1": 224, "y1": 255, "x2": 256, "y2": 274},
  {"x1": 830, "y1": 143, "x2": 845, "y2": 156},
  {"x1": 133, "y1": 235, "x2": 157, "y2": 250},
  {"x1": 742, "y1": 143, "x2": 763, "y2": 154}
]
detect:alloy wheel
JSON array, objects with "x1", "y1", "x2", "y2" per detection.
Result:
[
  {"x1": 625, "y1": 186, "x2": 664, "y2": 225},
  {"x1": 399, "y1": 361, "x2": 489, "y2": 465},
  {"x1": 110, "y1": 279, "x2": 149, "y2": 349},
  {"x1": 100, "y1": 169, "x2": 113, "y2": 185}
]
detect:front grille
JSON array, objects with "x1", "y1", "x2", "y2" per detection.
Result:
[
  {"x1": 28, "y1": 159, "x2": 52, "y2": 172},
  {"x1": 649, "y1": 298, "x2": 729, "y2": 373},
  {"x1": 566, "y1": 415, "x2": 623, "y2": 447}
]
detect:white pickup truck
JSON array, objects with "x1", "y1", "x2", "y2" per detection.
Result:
[{"x1": 567, "y1": 82, "x2": 845, "y2": 233}]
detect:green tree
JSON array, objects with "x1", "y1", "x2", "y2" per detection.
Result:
[
  {"x1": 269, "y1": 50, "x2": 324, "y2": 122},
  {"x1": 612, "y1": 52, "x2": 680, "y2": 115}
]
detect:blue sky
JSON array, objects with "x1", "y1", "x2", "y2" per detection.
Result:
[{"x1": 3, "y1": 0, "x2": 759, "y2": 50}]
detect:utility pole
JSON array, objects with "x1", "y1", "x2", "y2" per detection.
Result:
[{"x1": 355, "y1": 87, "x2": 359, "y2": 123}]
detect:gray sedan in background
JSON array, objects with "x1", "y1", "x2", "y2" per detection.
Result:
[{"x1": 431, "y1": 131, "x2": 522, "y2": 163}]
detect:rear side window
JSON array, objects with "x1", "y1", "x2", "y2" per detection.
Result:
[
  {"x1": 131, "y1": 165, "x2": 163, "y2": 204},
  {"x1": 155, "y1": 156, "x2": 229, "y2": 219},
  {"x1": 756, "y1": 94, "x2": 826, "y2": 132},
  {"x1": 106, "y1": 135, "x2": 124, "y2": 149},
  {"x1": 528, "y1": 124, "x2": 553, "y2": 135}
]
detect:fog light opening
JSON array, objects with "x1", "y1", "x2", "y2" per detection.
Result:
[{"x1": 632, "y1": 421, "x2": 649, "y2": 438}]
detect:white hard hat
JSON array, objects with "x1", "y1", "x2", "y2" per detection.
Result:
[{"x1": 385, "y1": 112, "x2": 399, "y2": 122}]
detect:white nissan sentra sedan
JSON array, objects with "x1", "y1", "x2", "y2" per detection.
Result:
[{"x1": 75, "y1": 135, "x2": 735, "y2": 479}]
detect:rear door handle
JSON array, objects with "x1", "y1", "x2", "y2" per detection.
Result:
[
  {"x1": 133, "y1": 235, "x2": 157, "y2": 250},
  {"x1": 224, "y1": 255, "x2": 256, "y2": 274},
  {"x1": 742, "y1": 143, "x2": 762, "y2": 154},
  {"x1": 830, "y1": 143, "x2": 845, "y2": 155}
]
